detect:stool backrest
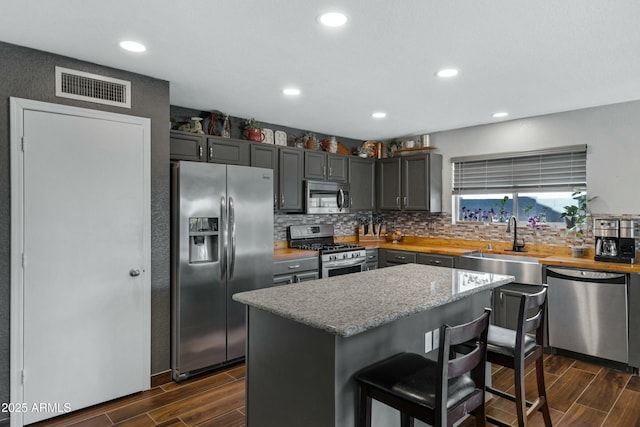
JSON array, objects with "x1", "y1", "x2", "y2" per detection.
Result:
[
  {"x1": 517, "y1": 285, "x2": 548, "y2": 349},
  {"x1": 437, "y1": 308, "x2": 491, "y2": 423}
]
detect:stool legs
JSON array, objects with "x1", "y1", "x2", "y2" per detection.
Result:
[
  {"x1": 535, "y1": 356, "x2": 552, "y2": 426},
  {"x1": 514, "y1": 359, "x2": 527, "y2": 426},
  {"x1": 400, "y1": 413, "x2": 414, "y2": 427},
  {"x1": 358, "y1": 385, "x2": 372, "y2": 427}
]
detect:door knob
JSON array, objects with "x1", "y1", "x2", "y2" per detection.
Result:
[{"x1": 129, "y1": 268, "x2": 141, "y2": 277}]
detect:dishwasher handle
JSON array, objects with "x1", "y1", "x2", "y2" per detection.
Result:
[{"x1": 546, "y1": 266, "x2": 627, "y2": 284}]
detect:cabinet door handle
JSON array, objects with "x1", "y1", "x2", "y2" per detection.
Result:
[
  {"x1": 199, "y1": 146, "x2": 203, "y2": 159},
  {"x1": 404, "y1": 196, "x2": 408, "y2": 207},
  {"x1": 396, "y1": 256, "x2": 406, "y2": 260},
  {"x1": 323, "y1": 166, "x2": 326, "y2": 177},
  {"x1": 288, "y1": 264, "x2": 300, "y2": 269},
  {"x1": 209, "y1": 146, "x2": 213, "y2": 159},
  {"x1": 433, "y1": 260, "x2": 441, "y2": 264},
  {"x1": 396, "y1": 196, "x2": 401, "y2": 209},
  {"x1": 281, "y1": 194, "x2": 285, "y2": 206},
  {"x1": 329, "y1": 167, "x2": 332, "y2": 177}
]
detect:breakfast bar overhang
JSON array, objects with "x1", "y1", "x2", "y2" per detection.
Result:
[{"x1": 233, "y1": 264, "x2": 514, "y2": 427}]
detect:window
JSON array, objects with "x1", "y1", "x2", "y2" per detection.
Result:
[{"x1": 452, "y1": 145, "x2": 587, "y2": 225}]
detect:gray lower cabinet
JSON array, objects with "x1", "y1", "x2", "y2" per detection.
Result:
[
  {"x1": 278, "y1": 148, "x2": 304, "y2": 212},
  {"x1": 365, "y1": 248, "x2": 378, "y2": 271},
  {"x1": 273, "y1": 256, "x2": 319, "y2": 285},
  {"x1": 629, "y1": 274, "x2": 640, "y2": 369},
  {"x1": 349, "y1": 157, "x2": 376, "y2": 210},
  {"x1": 380, "y1": 249, "x2": 417, "y2": 267},
  {"x1": 304, "y1": 151, "x2": 348, "y2": 182},
  {"x1": 377, "y1": 154, "x2": 442, "y2": 212},
  {"x1": 417, "y1": 253, "x2": 454, "y2": 268},
  {"x1": 380, "y1": 249, "x2": 455, "y2": 268}
]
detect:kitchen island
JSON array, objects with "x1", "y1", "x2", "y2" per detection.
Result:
[{"x1": 233, "y1": 264, "x2": 514, "y2": 427}]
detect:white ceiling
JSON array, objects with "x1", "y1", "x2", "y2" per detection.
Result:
[{"x1": 2, "y1": 1, "x2": 640, "y2": 140}]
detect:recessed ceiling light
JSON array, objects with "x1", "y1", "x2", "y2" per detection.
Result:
[
  {"x1": 492, "y1": 112, "x2": 509, "y2": 118},
  {"x1": 282, "y1": 88, "x2": 301, "y2": 96},
  {"x1": 119, "y1": 40, "x2": 146, "y2": 53},
  {"x1": 318, "y1": 12, "x2": 348, "y2": 27},
  {"x1": 371, "y1": 112, "x2": 386, "y2": 119},
  {"x1": 436, "y1": 68, "x2": 459, "y2": 78}
]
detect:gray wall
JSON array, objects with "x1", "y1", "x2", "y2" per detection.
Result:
[
  {"x1": 0, "y1": 41, "x2": 171, "y2": 412},
  {"x1": 431, "y1": 100, "x2": 640, "y2": 215}
]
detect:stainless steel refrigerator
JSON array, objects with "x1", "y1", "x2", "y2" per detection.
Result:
[{"x1": 171, "y1": 161, "x2": 274, "y2": 381}]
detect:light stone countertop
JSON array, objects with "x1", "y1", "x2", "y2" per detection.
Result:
[{"x1": 233, "y1": 264, "x2": 514, "y2": 337}]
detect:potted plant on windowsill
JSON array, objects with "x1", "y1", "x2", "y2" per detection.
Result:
[{"x1": 562, "y1": 191, "x2": 597, "y2": 257}]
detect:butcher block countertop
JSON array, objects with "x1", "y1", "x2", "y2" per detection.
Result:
[
  {"x1": 273, "y1": 247, "x2": 317, "y2": 261},
  {"x1": 274, "y1": 237, "x2": 640, "y2": 273}
]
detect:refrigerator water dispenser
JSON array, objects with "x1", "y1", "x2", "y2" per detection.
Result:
[{"x1": 189, "y1": 217, "x2": 218, "y2": 263}]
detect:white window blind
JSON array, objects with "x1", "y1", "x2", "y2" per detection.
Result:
[{"x1": 452, "y1": 145, "x2": 587, "y2": 194}]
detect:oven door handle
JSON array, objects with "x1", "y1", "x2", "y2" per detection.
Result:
[{"x1": 323, "y1": 257, "x2": 366, "y2": 268}]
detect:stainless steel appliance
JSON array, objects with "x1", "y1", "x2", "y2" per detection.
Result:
[
  {"x1": 171, "y1": 161, "x2": 273, "y2": 381},
  {"x1": 546, "y1": 266, "x2": 628, "y2": 364},
  {"x1": 288, "y1": 224, "x2": 365, "y2": 277},
  {"x1": 594, "y1": 218, "x2": 638, "y2": 264},
  {"x1": 305, "y1": 180, "x2": 350, "y2": 214}
]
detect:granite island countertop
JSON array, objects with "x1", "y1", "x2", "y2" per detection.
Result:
[{"x1": 233, "y1": 263, "x2": 514, "y2": 337}]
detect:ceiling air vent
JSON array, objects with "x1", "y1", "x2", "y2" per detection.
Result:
[{"x1": 55, "y1": 66, "x2": 131, "y2": 108}]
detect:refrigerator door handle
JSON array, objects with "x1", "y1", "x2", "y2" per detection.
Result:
[
  {"x1": 220, "y1": 196, "x2": 227, "y2": 280},
  {"x1": 228, "y1": 196, "x2": 236, "y2": 279}
]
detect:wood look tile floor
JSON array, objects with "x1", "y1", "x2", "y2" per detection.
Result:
[{"x1": 27, "y1": 354, "x2": 640, "y2": 427}]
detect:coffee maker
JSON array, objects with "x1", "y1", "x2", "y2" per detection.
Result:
[{"x1": 594, "y1": 218, "x2": 638, "y2": 264}]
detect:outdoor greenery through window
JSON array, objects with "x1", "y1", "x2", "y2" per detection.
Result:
[{"x1": 452, "y1": 145, "x2": 588, "y2": 228}]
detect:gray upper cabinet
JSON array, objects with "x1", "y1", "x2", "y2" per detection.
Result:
[
  {"x1": 377, "y1": 154, "x2": 442, "y2": 212},
  {"x1": 170, "y1": 131, "x2": 206, "y2": 161},
  {"x1": 304, "y1": 151, "x2": 348, "y2": 182},
  {"x1": 278, "y1": 148, "x2": 304, "y2": 212},
  {"x1": 327, "y1": 154, "x2": 348, "y2": 182},
  {"x1": 207, "y1": 136, "x2": 250, "y2": 166},
  {"x1": 349, "y1": 156, "x2": 376, "y2": 210},
  {"x1": 170, "y1": 131, "x2": 250, "y2": 166},
  {"x1": 377, "y1": 157, "x2": 402, "y2": 210},
  {"x1": 251, "y1": 143, "x2": 278, "y2": 208}
]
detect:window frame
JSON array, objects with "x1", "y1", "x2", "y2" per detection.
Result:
[{"x1": 451, "y1": 145, "x2": 587, "y2": 226}]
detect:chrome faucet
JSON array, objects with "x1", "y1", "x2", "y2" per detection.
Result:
[{"x1": 505, "y1": 216, "x2": 526, "y2": 252}]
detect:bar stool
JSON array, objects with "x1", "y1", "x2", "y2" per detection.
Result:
[
  {"x1": 353, "y1": 309, "x2": 491, "y2": 427},
  {"x1": 486, "y1": 286, "x2": 552, "y2": 427}
]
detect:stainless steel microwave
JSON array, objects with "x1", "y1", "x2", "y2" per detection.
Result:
[{"x1": 305, "y1": 180, "x2": 350, "y2": 214}]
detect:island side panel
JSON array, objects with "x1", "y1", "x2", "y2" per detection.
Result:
[
  {"x1": 334, "y1": 290, "x2": 492, "y2": 427},
  {"x1": 246, "y1": 307, "x2": 336, "y2": 427}
]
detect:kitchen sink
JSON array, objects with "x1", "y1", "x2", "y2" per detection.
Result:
[
  {"x1": 457, "y1": 251, "x2": 545, "y2": 285},
  {"x1": 469, "y1": 251, "x2": 546, "y2": 264}
]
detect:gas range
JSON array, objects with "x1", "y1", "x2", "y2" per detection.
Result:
[{"x1": 288, "y1": 225, "x2": 366, "y2": 277}]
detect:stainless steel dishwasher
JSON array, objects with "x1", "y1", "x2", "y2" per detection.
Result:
[{"x1": 546, "y1": 266, "x2": 628, "y2": 363}]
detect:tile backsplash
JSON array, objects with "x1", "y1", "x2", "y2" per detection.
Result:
[
  {"x1": 274, "y1": 213, "x2": 364, "y2": 241},
  {"x1": 275, "y1": 211, "x2": 607, "y2": 248}
]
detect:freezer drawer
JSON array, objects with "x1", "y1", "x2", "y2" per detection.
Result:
[{"x1": 547, "y1": 267, "x2": 628, "y2": 363}]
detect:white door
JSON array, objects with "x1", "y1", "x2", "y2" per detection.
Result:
[{"x1": 10, "y1": 98, "x2": 151, "y2": 425}]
